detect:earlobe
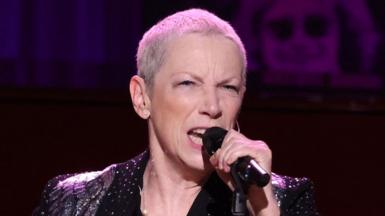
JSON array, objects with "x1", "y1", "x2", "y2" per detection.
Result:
[
  {"x1": 129, "y1": 75, "x2": 151, "y2": 119},
  {"x1": 142, "y1": 109, "x2": 150, "y2": 119}
]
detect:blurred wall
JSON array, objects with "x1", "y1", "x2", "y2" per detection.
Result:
[{"x1": 0, "y1": 0, "x2": 384, "y2": 91}]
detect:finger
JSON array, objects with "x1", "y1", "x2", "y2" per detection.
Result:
[
  {"x1": 212, "y1": 148, "x2": 223, "y2": 170},
  {"x1": 232, "y1": 140, "x2": 269, "y2": 161},
  {"x1": 224, "y1": 141, "x2": 248, "y2": 164},
  {"x1": 209, "y1": 148, "x2": 220, "y2": 166},
  {"x1": 223, "y1": 140, "x2": 272, "y2": 173},
  {"x1": 217, "y1": 137, "x2": 237, "y2": 172},
  {"x1": 218, "y1": 135, "x2": 247, "y2": 172},
  {"x1": 220, "y1": 139, "x2": 245, "y2": 172},
  {"x1": 216, "y1": 130, "x2": 242, "y2": 171}
]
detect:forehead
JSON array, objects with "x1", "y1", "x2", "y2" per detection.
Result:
[
  {"x1": 264, "y1": 0, "x2": 336, "y2": 19},
  {"x1": 160, "y1": 33, "x2": 243, "y2": 75}
]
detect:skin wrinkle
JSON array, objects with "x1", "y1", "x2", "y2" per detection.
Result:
[
  {"x1": 154, "y1": 33, "x2": 238, "y2": 176},
  {"x1": 130, "y1": 22, "x2": 279, "y2": 214},
  {"x1": 134, "y1": 33, "x2": 246, "y2": 215},
  {"x1": 33, "y1": 9, "x2": 316, "y2": 216}
]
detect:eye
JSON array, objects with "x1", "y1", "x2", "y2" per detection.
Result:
[
  {"x1": 178, "y1": 80, "x2": 195, "y2": 86},
  {"x1": 223, "y1": 85, "x2": 239, "y2": 93}
]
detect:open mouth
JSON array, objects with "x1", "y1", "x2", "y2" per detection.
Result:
[{"x1": 187, "y1": 128, "x2": 206, "y2": 146}]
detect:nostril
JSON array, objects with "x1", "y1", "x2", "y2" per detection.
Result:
[
  {"x1": 199, "y1": 107, "x2": 222, "y2": 119},
  {"x1": 212, "y1": 112, "x2": 222, "y2": 119}
]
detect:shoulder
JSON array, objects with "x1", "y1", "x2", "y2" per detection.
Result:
[
  {"x1": 271, "y1": 173, "x2": 319, "y2": 216},
  {"x1": 33, "y1": 152, "x2": 149, "y2": 216},
  {"x1": 33, "y1": 164, "x2": 117, "y2": 216},
  {"x1": 271, "y1": 173, "x2": 315, "y2": 197}
]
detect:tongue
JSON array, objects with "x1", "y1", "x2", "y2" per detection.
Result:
[{"x1": 189, "y1": 132, "x2": 203, "y2": 145}]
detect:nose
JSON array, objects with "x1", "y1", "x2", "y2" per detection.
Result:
[{"x1": 199, "y1": 88, "x2": 222, "y2": 119}]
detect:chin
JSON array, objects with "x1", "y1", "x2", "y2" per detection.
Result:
[
  {"x1": 184, "y1": 151, "x2": 213, "y2": 173},
  {"x1": 178, "y1": 137, "x2": 212, "y2": 173}
]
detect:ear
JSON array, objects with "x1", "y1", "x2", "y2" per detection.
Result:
[{"x1": 129, "y1": 75, "x2": 151, "y2": 119}]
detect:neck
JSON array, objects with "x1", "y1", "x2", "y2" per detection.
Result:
[
  {"x1": 141, "y1": 157, "x2": 207, "y2": 216},
  {"x1": 141, "y1": 123, "x2": 213, "y2": 215}
]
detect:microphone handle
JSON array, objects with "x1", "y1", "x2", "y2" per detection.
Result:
[
  {"x1": 234, "y1": 156, "x2": 270, "y2": 187},
  {"x1": 201, "y1": 126, "x2": 270, "y2": 187}
]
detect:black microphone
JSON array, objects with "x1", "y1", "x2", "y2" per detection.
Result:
[{"x1": 202, "y1": 127, "x2": 270, "y2": 187}]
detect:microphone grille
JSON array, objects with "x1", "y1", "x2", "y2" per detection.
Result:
[{"x1": 202, "y1": 127, "x2": 227, "y2": 156}]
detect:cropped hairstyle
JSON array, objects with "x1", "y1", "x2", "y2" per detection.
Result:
[{"x1": 136, "y1": 8, "x2": 247, "y2": 88}]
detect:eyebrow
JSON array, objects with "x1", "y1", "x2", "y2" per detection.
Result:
[
  {"x1": 218, "y1": 77, "x2": 241, "y2": 84},
  {"x1": 171, "y1": 71, "x2": 204, "y2": 83},
  {"x1": 172, "y1": 71, "x2": 241, "y2": 84}
]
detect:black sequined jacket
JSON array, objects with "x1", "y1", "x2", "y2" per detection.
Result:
[{"x1": 33, "y1": 151, "x2": 319, "y2": 216}]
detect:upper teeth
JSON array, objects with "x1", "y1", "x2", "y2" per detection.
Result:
[{"x1": 190, "y1": 129, "x2": 206, "y2": 137}]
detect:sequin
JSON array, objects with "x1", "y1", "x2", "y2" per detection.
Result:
[{"x1": 33, "y1": 151, "x2": 319, "y2": 215}]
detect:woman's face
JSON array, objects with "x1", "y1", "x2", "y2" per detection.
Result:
[{"x1": 148, "y1": 33, "x2": 245, "y2": 173}]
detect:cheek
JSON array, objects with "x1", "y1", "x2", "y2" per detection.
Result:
[
  {"x1": 222, "y1": 96, "x2": 243, "y2": 119},
  {"x1": 149, "y1": 93, "x2": 189, "y2": 150},
  {"x1": 151, "y1": 89, "x2": 196, "y2": 125}
]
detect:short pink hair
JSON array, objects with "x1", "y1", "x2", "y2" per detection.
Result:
[{"x1": 136, "y1": 8, "x2": 247, "y2": 87}]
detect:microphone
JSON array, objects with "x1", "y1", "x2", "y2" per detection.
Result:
[{"x1": 202, "y1": 127, "x2": 270, "y2": 187}]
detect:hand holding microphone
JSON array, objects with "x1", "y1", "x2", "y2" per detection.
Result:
[{"x1": 202, "y1": 127, "x2": 271, "y2": 187}]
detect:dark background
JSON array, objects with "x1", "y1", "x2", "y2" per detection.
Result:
[
  {"x1": 1, "y1": 0, "x2": 385, "y2": 215},
  {"x1": 1, "y1": 89, "x2": 384, "y2": 215}
]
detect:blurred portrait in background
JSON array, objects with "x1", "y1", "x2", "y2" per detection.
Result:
[{"x1": 233, "y1": 0, "x2": 382, "y2": 89}]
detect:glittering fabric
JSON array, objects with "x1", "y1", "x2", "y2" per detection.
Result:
[{"x1": 33, "y1": 151, "x2": 319, "y2": 215}]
